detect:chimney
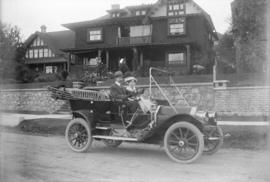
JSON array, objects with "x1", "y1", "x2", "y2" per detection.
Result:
[
  {"x1": 111, "y1": 4, "x2": 120, "y2": 10},
  {"x1": 40, "y1": 25, "x2": 47, "y2": 33}
]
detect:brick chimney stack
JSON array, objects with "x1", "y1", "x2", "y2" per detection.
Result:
[
  {"x1": 111, "y1": 4, "x2": 120, "y2": 10},
  {"x1": 40, "y1": 25, "x2": 47, "y2": 33}
]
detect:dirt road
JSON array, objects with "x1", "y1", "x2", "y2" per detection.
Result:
[{"x1": 0, "y1": 131, "x2": 269, "y2": 182}]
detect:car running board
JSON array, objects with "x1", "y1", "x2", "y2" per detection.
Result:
[{"x1": 92, "y1": 135, "x2": 138, "y2": 141}]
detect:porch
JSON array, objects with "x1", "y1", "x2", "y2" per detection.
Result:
[{"x1": 69, "y1": 44, "x2": 192, "y2": 77}]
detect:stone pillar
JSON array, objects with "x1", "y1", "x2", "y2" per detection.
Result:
[{"x1": 186, "y1": 45, "x2": 191, "y2": 74}]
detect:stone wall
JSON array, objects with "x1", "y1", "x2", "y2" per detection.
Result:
[
  {"x1": 0, "y1": 89, "x2": 67, "y2": 113},
  {"x1": 0, "y1": 83, "x2": 214, "y2": 113},
  {"x1": 0, "y1": 84, "x2": 269, "y2": 116},
  {"x1": 215, "y1": 86, "x2": 270, "y2": 116}
]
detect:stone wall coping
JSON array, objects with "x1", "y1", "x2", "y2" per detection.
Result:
[
  {"x1": 0, "y1": 82, "x2": 213, "y2": 92},
  {"x1": 0, "y1": 88, "x2": 48, "y2": 92},
  {"x1": 214, "y1": 86, "x2": 270, "y2": 91}
]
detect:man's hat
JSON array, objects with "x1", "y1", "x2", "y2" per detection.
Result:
[{"x1": 114, "y1": 71, "x2": 123, "y2": 78}]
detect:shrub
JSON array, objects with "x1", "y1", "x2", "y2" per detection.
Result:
[{"x1": 34, "y1": 73, "x2": 61, "y2": 82}]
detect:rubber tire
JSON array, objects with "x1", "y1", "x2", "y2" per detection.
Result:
[
  {"x1": 203, "y1": 125, "x2": 224, "y2": 155},
  {"x1": 164, "y1": 121, "x2": 204, "y2": 164},
  {"x1": 102, "y1": 130, "x2": 123, "y2": 148},
  {"x1": 103, "y1": 139, "x2": 122, "y2": 148},
  {"x1": 65, "y1": 118, "x2": 92, "y2": 153}
]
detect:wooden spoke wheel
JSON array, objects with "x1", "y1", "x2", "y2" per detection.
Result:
[
  {"x1": 164, "y1": 122, "x2": 204, "y2": 164},
  {"x1": 65, "y1": 118, "x2": 92, "y2": 152},
  {"x1": 203, "y1": 125, "x2": 224, "y2": 155}
]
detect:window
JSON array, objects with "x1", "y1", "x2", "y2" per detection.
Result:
[
  {"x1": 44, "y1": 49, "x2": 48, "y2": 57},
  {"x1": 135, "y1": 10, "x2": 147, "y2": 16},
  {"x1": 29, "y1": 50, "x2": 34, "y2": 58},
  {"x1": 169, "y1": 23, "x2": 184, "y2": 34},
  {"x1": 168, "y1": 17, "x2": 185, "y2": 35},
  {"x1": 167, "y1": 1, "x2": 185, "y2": 16},
  {"x1": 46, "y1": 66, "x2": 53, "y2": 74},
  {"x1": 25, "y1": 51, "x2": 29, "y2": 58},
  {"x1": 168, "y1": 52, "x2": 185, "y2": 65},
  {"x1": 38, "y1": 49, "x2": 43, "y2": 58},
  {"x1": 130, "y1": 25, "x2": 152, "y2": 37},
  {"x1": 84, "y1": 57, "x2": 98, "y2": 66},
  {"x1": 88, "y1": 28, "x2": 102, "y2": 41},
  {"x1": 34, "y1": 49, "x2": 38, "y2": 58},
  {"x1": 40, "y1": 39, "x2": 44, "y2": 46},
  {"x1": 112, "y1": 13, "x2": 120, "y2": 18},
  {"x1": 48, "y1": 49, "x2": 52, "y2": 57},
  {"x1": 180, "y1": 3, "x2": 184, "y2": 9},
  {"x1": 36, "y1": 37, "x2": 40, "y2": 46},
  {"x1": 173, "y1": 4, "x2": 179, "y2": 10}
]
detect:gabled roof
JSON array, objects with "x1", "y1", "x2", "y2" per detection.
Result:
[
  {"x1": 24, "y1": 30, "x2": 75, "y2": 55},
  {"x1": 62, "y1": 0, "x2": 216, "y2": 34}
]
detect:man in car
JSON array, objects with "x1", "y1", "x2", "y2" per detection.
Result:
[
  {"x1": 110, "y1": 71, "x2": 127, "y2": 101},
  {"x1": 110, "y1": 71, "x2": 139, "y2": 124}
]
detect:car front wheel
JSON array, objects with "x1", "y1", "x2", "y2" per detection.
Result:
[
  {"x1": 65, "y1": 118, "x2": 92, "y2": 152},
  {"x1": 164, "y1": 121, "x2": 204, "y2": 164}
]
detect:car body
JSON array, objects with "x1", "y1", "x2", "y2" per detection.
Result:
[{"x1": 49, "y1": 67, "x2": 223, "y2": 163}]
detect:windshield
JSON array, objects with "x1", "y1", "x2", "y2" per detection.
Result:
[{"x1": 149, "y1": 67, "x2": 190, "y2": 113}]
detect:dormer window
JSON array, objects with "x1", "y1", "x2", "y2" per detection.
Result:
[
  {"x1": 135, "y1": 10, "x2": 147, "y2": 16},
  {"x1": 112, "y1": 12, "x2": 121, "y2": 18}
]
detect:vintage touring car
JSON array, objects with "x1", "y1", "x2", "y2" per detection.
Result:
[{"x1": 48, "y1": 67, "x2": 223, "y2": 163}]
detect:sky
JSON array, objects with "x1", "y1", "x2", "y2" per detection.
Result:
[{"x1": 1, "y1": 0, "x2": 234, "y2": 40}]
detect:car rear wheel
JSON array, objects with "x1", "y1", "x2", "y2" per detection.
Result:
[
  {"x1": 203, "y1": 125, "x2": 223, "y2": 155},
  {"x1": 102, "y1": 129, "x2": 122, "y2": 148},
  {"x1": 164, "y1": 122, "x2": 204, "y2": 164},
  {"x1": 65, "y1": 118, "x2": 92, "y2": 152}
]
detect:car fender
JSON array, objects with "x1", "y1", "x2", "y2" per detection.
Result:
[
  {"x1": 158, "y1": 114, "x2": 204, "y2": 133},
  {"x1": 72, "y1": 110, "x2": 94, "y2": 129}
]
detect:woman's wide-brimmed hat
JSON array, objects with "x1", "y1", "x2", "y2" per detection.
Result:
[{"x1": 125, "y1": 76, "x2": 137, "y2": 83}]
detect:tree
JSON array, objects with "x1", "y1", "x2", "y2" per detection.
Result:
[
  {"x1": 231, "y1": 0, "x2": 267, "y2": 73},
  {"x1": 0, "y1": 21, "x2": 26, "y2": 81},
  {"x1": 216, "y1": 32, "x2": 236, "y2": 73}
]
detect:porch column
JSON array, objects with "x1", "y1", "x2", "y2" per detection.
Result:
[
  {"x1": 106, "y1": 50, "x2": 109, "y2": 69},
  {"x1": 186, "y1": 45, "x2": 191, "y2": 74},
  {"x1": 139, "y1": 50, "x2": 144, "y2": 67},
  {"x1": 98, "y1": 49, "x2": 102, "y2": 58},
  {"x1": 67, "y1": 53, "x2": 71, "y2": 72},
  {"x1": 132, "y1": 47, "x2": 138, "y2": 71}
]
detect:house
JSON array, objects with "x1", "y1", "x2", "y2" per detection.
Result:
[
  {"x1": 23, "y1": 25, "x2": 75, "y2": 74},
  {"x1": 62, "y1": 0, "x2": 218, "y2": 76}
]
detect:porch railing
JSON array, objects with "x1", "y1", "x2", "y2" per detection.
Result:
[{"x1": 117, "y1": 36, "x2": 152, "y2": 45}]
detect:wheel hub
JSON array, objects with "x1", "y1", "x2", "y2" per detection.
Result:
[
  {"x1": 74, "y1": 133, "x2": 79, "y2": 138},
  {"x1": 178, "y1": 140, "x2": 185, "y2": 147}
]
